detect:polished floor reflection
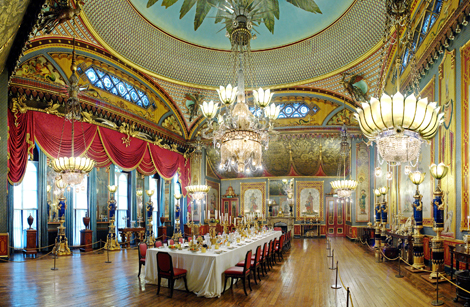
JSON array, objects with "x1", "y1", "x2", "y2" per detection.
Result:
[{"x1": 0, "y1": 238, "x2": 462, "y2": 306}]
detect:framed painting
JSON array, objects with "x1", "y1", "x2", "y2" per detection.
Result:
[
  {"x1": 296, "y1": 181, "x2": 323, "y2": 221},
  {"x1": 268, "y1": 179, "x2": 286, "y2": 197},
  {"x1": 356, "y1": 143, "x2": 370, "y2": 223},
  {"x1": 206, "y1": 179, "x2": 220, "y2": 217},
  {"x1": 240, "y1": 182, "x2": 266, "y2": 220},
  {"x1": 164, "y1": 180, "x2": 171, "y2": 219}
]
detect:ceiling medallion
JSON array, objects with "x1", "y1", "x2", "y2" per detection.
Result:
[
  {"x1": 354, "y1": 0, "x2": 443, "y2": 168},
  {"x1": 330, "y1": 125, "x2": 358, "y2": 199},
  {"x1": 200, "y1": 10, "x2": 280, "y2": 174}
]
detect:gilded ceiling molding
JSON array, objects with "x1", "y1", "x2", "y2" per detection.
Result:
[{"x1": 21, "y1": 38, "x2": 190, "y2": 139}]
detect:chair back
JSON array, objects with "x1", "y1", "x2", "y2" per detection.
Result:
[
  {"x1": 188, "y1": 237, "x2": 192, "y2": 242},
  {"x1": 274, "y1": 227, "x2": 282, "y2": 232},
  {"x1": 268, "y1": 240, "x2": 273, "y2": 255},
  {"x1": 279, "y1": 235, "x2": 284, "y2": 247},
  {"x1": 138, "y1": 242, "x2": 147, "y2": 259},
  {"x1": 157, "y1": 252, "x2": 173, "y2": 276},
  {"x1": 255, "y1": 245, "x2": 261, "y2": 264},
  {"x1": 244, "y1": 250, "x2": 252, "y2": 273},
  {"x1": 179, "y1": 238, "x2": 184, "y2": 244},
  {"x1": 261, "y1": 242, "x2": 267, "y2": 261},
  {"x1": 155, "y1": 240, "x2": 163, "y2": 248},
  {"x1": 168, "y1": 239, "x2": 175, "y2": 245}
]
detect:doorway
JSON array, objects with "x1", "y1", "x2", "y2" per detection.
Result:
[{"x1": 326, "y1": 197, "x2": 345, "y2": 236}]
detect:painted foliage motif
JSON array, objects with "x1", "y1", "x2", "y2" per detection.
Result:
[
  {"x1": 461, "y1": 41, "x2": 470, "y2": 230},
  {"x1": 240, "y1": 182, "x2": 266, "y2": 220},
  {"x1": 16, "y1": 56, "x2": 65, "y2": 85},
  {"x1": 439, "y1": 50, "x2": 456, "y2": 238},
  {"x1": 296, "y1": 181, "x2": 323, "y2": 221},
  {"x1": 355, "y1": 143, "x2": 370, "y2": 222},
  {"x1": 206, "y1": 179, "x2": 220, "y2": 216}
]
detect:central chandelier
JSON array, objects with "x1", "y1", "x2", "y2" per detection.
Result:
[
  {"x1": 51, "y1": 37, "x2": 95, "y2": 185},
  {"x1": 200, "y1": 8, "x2": 280, "y2": 173},
  {"x1": 331, "y1": 125, "x2": 358, "y2": 199},
  {"x1": 354, "y1": 0, "x2": 443, "y2": 167}
]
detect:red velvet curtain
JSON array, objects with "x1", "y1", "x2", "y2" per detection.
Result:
[
  {"x1": 8, "y1": 110, "x2": 190, "y2": 194},
  {"x1": 7, "y1": 111, "x2": 34, "y2": 184}
]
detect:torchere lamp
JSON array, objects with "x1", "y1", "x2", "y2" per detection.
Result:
[
  {"x1": 379, "y1": 186, "x2": 389, "y2": 261},
  {"x1": 374, "y1": 188, "x2": 382, "y2": 262},
  {"x1": 409, "y1": 171, "x2": 425, "y2": 270},
  {"x1": 104, "y1": 185, "x2": 121, "y2": 251},
  {"x1": 173, "y1": 193, "x2": 183, "y2": 241},
  {"x1": 52, "y1": 178, "x2": 71, "y2": 256},
  {"x1": 429, "y1": 163, "x2": 449, "y2": 279},
  {"x1": 145, "y1": 189, "x2": 155, "y2": 246}
]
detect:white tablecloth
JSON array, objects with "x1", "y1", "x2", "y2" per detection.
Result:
[{"x1": 145, "y1": 231, "x2": 282, "y2": 298}]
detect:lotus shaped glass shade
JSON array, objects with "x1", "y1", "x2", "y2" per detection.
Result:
[
  {"x1": 379, "y1": 186, "x2": 389, "y2": 195},
  {"x1": 374, "y1": 189, "x2": 381, "y2": 197},
  {"x1": 429, "y1": 163, "x2": 449, "y2": 180},
  {"x1": 136, "y1": 190, "x2": 143, "y2": 197},
  {"x1": 216, "y1": 85, "x2": 237, "y2": 105},
  {"x1": 264, "y1": 103, "x2": 281, "y2": 120},
  {"x1": 336, "y1": 189, "x2": 353, "y2": 199},
  {"x1": 374, "y1": 167, "x2": 382, "y2": 178},
  {"x1": 145, "y1": 189, "x2": 155, "y2": 197},
  {"x1": 200, "y1": 100, "x2": 219, "y2": 119},
  {"x1": 56, "y1": 178, "x2": 67, "y2": 190},
  {"x1": 409, "y1": 171, "x2": 425, "y2": 185},
  {"x1": 185, "y1": 185, "x2": 210, "y2": 201},
  {"x1": 253, "y1": 88, "x2": 273, "y2": 108},
  {"x1": 108, "y1": 185, "x2": 118, "y2": 193},
  {"x1": 51, "y1": 156, "x2": 95, "y2": 186},
  {"x1": 330, "y1": 180, "x2": 358, "y2": 190},
  {"x1": 174, "y1": 193, "x2": 183, "y2": 199},
  {"x1": 354, "y1": 93, "x2": 444, "y2": 163},
  {"x1": 386, "y1": 171, "x2": 393, "y2": 181}
]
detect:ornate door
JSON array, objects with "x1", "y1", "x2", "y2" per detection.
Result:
[
  {"x1": 221, "y1": 198, "x2": 239, "y2": 219},
  {"x1": 326, "y1": 197, "x2": 345, "y2": 236}
]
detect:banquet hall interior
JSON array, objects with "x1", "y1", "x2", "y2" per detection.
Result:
[{"x1": 2, "y1": 0, "x2": 470, "y2": 306}]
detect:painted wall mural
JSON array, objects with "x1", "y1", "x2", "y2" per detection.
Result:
[
  {"x1": 461, "y1": 40, "x2": 470, "y2": 231},
  {"x1": 240, "y1": 182, "x2": 266, "y2": 220},
  {"x1": 355, "y1": 143, "x2": 370, "y2": 222},
  {"x1": 206, "y1": 179, "x2": 220, "y2": 217},
  {"x1": 296, "y1": 181, "x2": 323, "y2": 221},
  {"x1": 439, "y1": 49, "x2": 456, "y2": 238},
  {"x1": 15, "y1": 56, "x2": 65, "y2": 85}
]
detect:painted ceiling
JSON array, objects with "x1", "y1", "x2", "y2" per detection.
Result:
[
  {"x1": 129, "y1": 0, "x2": 354, "y2": 50},
  {"x1": 82, "y1": 0, "x2": 386, "y2": 88}
]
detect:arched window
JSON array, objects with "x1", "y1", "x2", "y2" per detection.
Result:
[
  {"x1": 73, "y1": 180, "x2": 88, "y2": 246},
  {"x1": 115, "y1": 168, "x2": 129, "y2": 230},
  {"x1": 85, "y1": 67, "x2": 151, "y2": 108},
  {"x1": 249, "y1": 102, "x2": 317, "y2": 119},
  {"x1": 13, "y1": 161, "x2": 38, "y2": 249}
]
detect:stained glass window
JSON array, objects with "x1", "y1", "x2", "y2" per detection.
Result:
[
  {"x1": 401, "y1": 0, "x2": 443, "y2": 70},
  {"x1": 85, "y1": 67, "x2": 150, "y2": 108},
  {"x1": 249, "y1": 102, "x2": 317, "y2": 119}
]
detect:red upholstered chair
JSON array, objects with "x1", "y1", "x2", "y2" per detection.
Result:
[
  {"x1": 275, "y1": 235, "x2": 285, "y2": 261},
  {"x1": 265, "y1": 240, "x2": 273, "y2": 270},
  {"x1": 179, "y1": 238, "x2": 184, "y2": 244},
  {"x1": 223, "y1": 250, "x2": 252, "y2": 296},
  {"x1": 156, "y1": 252, "x2": 189, "y2": 298},
  {"x1": 138, "y1": 242, "x2": 147, "y2": 277},
  {"x1": 155, "y1": 241, "x2": 163, "y2": 248},
  {"x1": 187, "y1": 237, "x2": 192, "y2": 242},
  {"x1": 257, "y1": 242, "x2": 268, "y2": 275},
  {"x1": 168, "y1": 239, "x2": 175, "y2": 246},
  {"x1": 236, "y1": 245, "x2": 262, "y2": 284},
  {"x1": 271, "y1": 238, "x2": 278, "y2": 265}
]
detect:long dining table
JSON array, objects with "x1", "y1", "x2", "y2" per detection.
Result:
[{"x1": 144, "y1": 230, "x2": 283, "y2": 298}]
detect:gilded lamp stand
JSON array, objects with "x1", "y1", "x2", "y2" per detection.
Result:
[
  {"x1": 172, "y1": 193, "x2": 183, "y2": 241},
  {"x1": 52, "y1": 179, "x2": 71, "y2": 256},
  {"x1": 374, "y1": 188, "x2": 382, "y2": 262},
  {"x1": 104, "y1": 185, "x2": 121, "y2": 251},
  {"x1": 410, "y1": 171, "x2": 425, "y2": 270},
  {"x1": 145, "y1": 189, "x2": 155, "y2": 246},
  {"x1": 429, "y1": 163, "x2": 449, "y2": 280},
  {"x1": 379, "y1": 186, "x2": 389, "y2": 261}
]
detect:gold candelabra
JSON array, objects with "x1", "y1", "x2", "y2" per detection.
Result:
[
  {"x1": 104, "y1": 185, "x2": 120, "y2": 251},
  {"x1": 145, "y1": 189, "x2": 155, "y2": 246}
]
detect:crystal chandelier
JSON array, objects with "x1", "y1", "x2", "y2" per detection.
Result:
[
  {"x1": 51, "y1": 37, "x2": 95, "y2": 185},
  {"x1": 330, "y1": 125, "x2": 358, "y2": 199},
  {"x1": 354, "y1": 0, "x2": 443, "y2": 167},
  {"x1": 185, "y1": 138, "x2": 210, "y2": 203},
  {"x1": 200, "y1": 8, "x2": 280, "y2": 174}
]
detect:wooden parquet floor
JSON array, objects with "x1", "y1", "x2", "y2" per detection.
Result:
[{"x1": 0, "y1": 237, "x2": 464, "y2": 307}]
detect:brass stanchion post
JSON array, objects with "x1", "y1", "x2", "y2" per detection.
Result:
[
  {"x1": 331, "y1": 261, "x2": 342, "y2": 289},
  {"x1": 51, "y1": 242, "x2": 59, "y2": 271},
  {"x1": 431, "y1": 273, "x2": 444, "y2": 306}
]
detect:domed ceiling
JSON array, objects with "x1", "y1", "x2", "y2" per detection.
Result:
[
  {"x1": 82, "y1": 0, "x2": 386, "y2": 88},
  {"x1": 129, "y1": 0, "x2": 354, "y2": 50}
]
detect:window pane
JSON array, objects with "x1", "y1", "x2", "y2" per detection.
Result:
[
  {"x1": 74, "y1": 181, "x2": 88, "y2": 210},
  {"x1": 13, "y1": 210, "x2": 23, "y2": 249},
  {"x1": 74, "y1": 209, "x2": 87, "y2": 246}
]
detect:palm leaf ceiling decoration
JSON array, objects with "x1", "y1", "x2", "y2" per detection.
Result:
[{"x1": 147, "y1": 0, "x2": 322, "y2": 34}]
